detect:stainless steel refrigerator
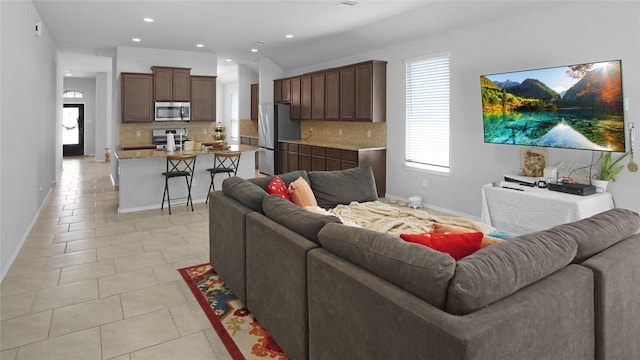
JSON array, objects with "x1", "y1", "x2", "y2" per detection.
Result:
[{"x1": 258, "y1": 103, "x2": 300, "y2": 175}]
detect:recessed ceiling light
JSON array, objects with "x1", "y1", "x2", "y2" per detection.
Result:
[
  {"x1": 225, "y1": 58, "x2": 233, "y2": 62},
  {"x1": 251, "y1": 48, "x2": 258, "y2": 53},
  {"x1": 132, "y1": 38, "x2": 141, "y2": 42},
  {"x1": 65, "y1": 73, "x2": 72, "y2": 77},
  {"x1": 143, "y1": 17, "x2": 154, "y2": 23},
  {"x1": 336, "y1": 0, "x2": 358, "y2": 7},
  {"x1": 196, "y1": 44, "x2": 204, "y2": 48},
  {"x1": 285, "y1": 34, "x2": 294, "y2": 39}
]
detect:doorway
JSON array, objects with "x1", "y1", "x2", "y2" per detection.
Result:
[{"x1": 63, "y1": 104, "x2": 84, "y2": 156}]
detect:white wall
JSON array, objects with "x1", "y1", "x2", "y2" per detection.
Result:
[
  {"x1": 1, "y1": 1, "x2": 58, "y2": 279},
  {"x1": 63, "y1": 77, "x2": 96, "y2": 155},
  {"x1": 238, "y1": 64, "x2": 258, "y2": 120},
  {"x1": 285, "y1": 1, "x2": 640, "y2": 217},
  {"x1": 95, "y1": 72, "x2": 111, "y2": 162}
]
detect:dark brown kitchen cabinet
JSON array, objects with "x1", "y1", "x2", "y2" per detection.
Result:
[
  {"x1": 121, "y1": 72, "x2": 154, "y2": 123},
  {"x1": 152, "y1": 66, "x2": 191, "y2": 102},
  {"x1": 355, "y1": 61, "x2": 386, "y2": 122},
  {"x1": 311, "y1": 72, "x2": 325, "y2": 120},
  {"x1": 281, "y1": 142, "x2": 386, "y2": 197},
  {"x1": 290, "y1": 77, "x2": 301, "y2": 120},
  {"x1": 273, "y1": 60, "x2": 386, "y2": 122},
  {"x1": 338, "y1": 148, "x2": 386, "y2": 197},
  {"x1": 274, "y1": 78, "x2": 291, "y2": 103},
  {"x1": 325, "y1": 147, "x2": 341, "y2": 170},
  {"x1": 324, "y1": 69, "x2": 340, "y2": 121},
  {"x1": 250, "y1": 83, "x2": 259, "y2": 121},
  {"x1": 339, "y1": 66, "x2": 355, "y2": 121},
  {"x1": 301, "y1": 75, "x2": 312, "y2": 120},
  {"x1": 298, "y1": 144, "x2": 312, "y2": 171},
  {"x1": 278, "y1": 142, "x2": 289, "y2": 174},
  {"x1": 190, "y1": 76, "x2": 216, "y2": 121},
  {"x1": 287, "y1": 143, "x2": 299, "y2": 171},
  {"x1": 311, "y1": 146, "x2": 326, "y2": 170}
]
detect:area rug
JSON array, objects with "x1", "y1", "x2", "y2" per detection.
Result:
[{"x1": 178, "y1": 263, "x2": 289, "y2": 360}]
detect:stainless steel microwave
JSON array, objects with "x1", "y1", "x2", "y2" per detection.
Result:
[{"x1": 154, "y1": 102, "x2": 190, "y2": 121}]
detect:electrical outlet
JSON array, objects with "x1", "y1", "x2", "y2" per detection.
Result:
[
  {"x1": 422, "y1": 179, "x2": 428, "y2": 187},
  {"x1": 38, "y1": 185, "x2": 43, "y2": 192},
  {"x1": 367, "y1": 130, "x2": 372, "y2": 138},
  {"x1": 203, "y1": 129, "x2": 208, "y2": 134},
  {"x1": 339, "y1": 129, "x2": 343, "y2": 136},
  {"x1": 309, "y1": 128, "x2": 313, "y2": 133},
  {"x1": 136, "y1": 130, "x2": 141, "y2": 137}
]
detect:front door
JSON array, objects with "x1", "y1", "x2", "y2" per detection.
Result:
[{"x1": 63, "y1": 104, "x2": 84, "y2": 156}]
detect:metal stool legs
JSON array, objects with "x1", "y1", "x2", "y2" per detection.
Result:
[
  {"x1": 161, "y1": 154, "x2": 197, "y2": 214},
  {"x1": 206, "y1": 152, "x2": 241, "y2": 204}
]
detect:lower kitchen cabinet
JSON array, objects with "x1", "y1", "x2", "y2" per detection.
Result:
[{"x1": 278, "y1": 142, "x2": 386, "y2": 197}]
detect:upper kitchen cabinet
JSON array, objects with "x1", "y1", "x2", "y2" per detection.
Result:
[
  {"x1": 290, "y1": 77, "x2": 301, "y2": 120},
  {"x1": 151, "y1": 66, "x2": 191, "y2": 102},
  {"x1": 311, "y1": 72, "x2": 325, "y2": 120},
  {"x1": 250, "y1": 83, "x2": 259, "y2": 121},
  {"x1": 339, "y1": 66, "x2": 355, "y2": 121},
  {"x1": 339, "y1": 61, "x2": 387, "y2": 122},
  {"x1": 274, "y1": 78, "x2": 291, "y2": 103},
  {"x1": 355, "y1": 61, "x2": 387, "y2": 122},
  {"x1": 324, "y1": 69, "x2": 339, "y2": 121},
  {"x1": 190, "y1": 76, "x2": 217, "y2": 122},
  {"x1": 273, "y1": 60, "x2": 387, "y2": 122},
  {"x1": 121, "y1": 72, "x2": 154, "y2": 123},
  {"x1": 301, "y1": 75, "x2": 312, "y2": 120}
]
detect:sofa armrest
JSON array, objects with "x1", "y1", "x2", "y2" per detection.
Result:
[
  {"x1": 209, "y1": 191, "x2": 253, "y2": 304},
  {"x1": 308, "y1": 248, "x2": 595, "y2": 360},
  {"x1": 245, "y1": 212, "x2": 319, "y2": 360},
  {"x1": 581, "y1": 234, "x2": 640, "y2": 360}
]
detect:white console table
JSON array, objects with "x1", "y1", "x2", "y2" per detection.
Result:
[{"x1": 481, "y1": 183, "x2": 614, "y2": 235}]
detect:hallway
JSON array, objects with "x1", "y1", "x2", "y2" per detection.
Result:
[{"x1": 1, "y1": 157, "x2": 229, "y2": 359}]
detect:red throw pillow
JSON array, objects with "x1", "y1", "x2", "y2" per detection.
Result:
[
  {"x1": 399, "y1": 232, "x2": 483, "y2": 260},
  {"x1": 266, "y1": 176, "x2": 290, "y2": 201}
]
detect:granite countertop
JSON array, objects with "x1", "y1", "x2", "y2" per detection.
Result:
[
  {"x1": 115, "y1": 144, "x2": 259, "y2": 160},
  {"x1": 279, "y1": 139, "x2": 386, "y2": 151}
]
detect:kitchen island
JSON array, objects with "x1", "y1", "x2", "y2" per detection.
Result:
[{"x1": 115, "y1": 144, "x2": 259, "y2": 213}]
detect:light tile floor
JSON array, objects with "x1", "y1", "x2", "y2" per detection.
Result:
[{"x1": 1, "y1": 157, "x2": 231, "y2": 360}]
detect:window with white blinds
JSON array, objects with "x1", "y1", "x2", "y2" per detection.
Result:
[{"x1": 405, "y1": 53, "x2": 450, "y2": 172}]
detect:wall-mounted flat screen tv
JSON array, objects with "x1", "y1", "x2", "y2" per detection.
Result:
[{"x1": 481, "y1": 60, "x2": 625, "y2": 152}]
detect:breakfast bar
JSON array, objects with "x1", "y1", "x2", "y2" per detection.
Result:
[{"x1": 115, "y1": 144, "x2": 259, "y2": 213}]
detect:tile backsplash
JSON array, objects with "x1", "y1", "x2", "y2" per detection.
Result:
[
  {"x1": 300, "y1": 121, "x2": 386, "y2": 148},
  {"x1": 122, "y1": 119, "x2": 387, "y2": 148},
  {"x1": 238, "y1": 119, "x2": 386, "y2": 147},
  {"x1": 120, "y1": 122, "x2": 219, "y2": 146}
]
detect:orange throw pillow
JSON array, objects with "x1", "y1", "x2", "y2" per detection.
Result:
[
  {"x1": 266, "y1": 176, "x2": 290, "y2": 201},
  {"x1": 288, "y1": 177, "x2": 318, "y2": 207},
  {"x1": 400, "y1": 232, "x2": 483, "y2": 260}
]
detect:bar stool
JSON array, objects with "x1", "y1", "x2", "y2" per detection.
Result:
[
  {"x1": 206, "y1": 152, "x2": 241, "y2": 203},
  {"x1": 161, "y1": 154, "x2": 197, "y2": 214}
]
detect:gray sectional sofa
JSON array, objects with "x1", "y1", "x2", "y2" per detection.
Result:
[{"x1": 209, "y1": 166, "x2": 640, "y2": 360}]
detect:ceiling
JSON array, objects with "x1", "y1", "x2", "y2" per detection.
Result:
[{"x1": 33, "y1": 0, "x2": 546, "y2": 79}]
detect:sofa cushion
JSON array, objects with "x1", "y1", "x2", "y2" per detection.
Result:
[
  {"x1": 262, "y1": 195, "x2": 341, "y2": 244},
  {"x1": 222, "y1": 176, "x2": 268, "y2": 212},
  {"x1": 318, "y1": 223, "x2": 456, "y2": 309},
  {"x1": 288, "y1": 177, "x2": 318, "y2": 207},
  {"x1": 552, "y1": 208, "x2": 640, "y2": 263},
  {"x1": 400, "y1": 232, "x2": 483, "y2": 260},
  {"x1": 308, "y1": 166, "x2": 378, "y2": 208},
  {"x1": 249, "y1": 170, "x2": 309, "y2": 190},
  {"x1": 446, "y1": 228, "x2": 578, "y2": 315},
  {"x1": 266, "y1": 176, "x2": 290, "y2": 201}
]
